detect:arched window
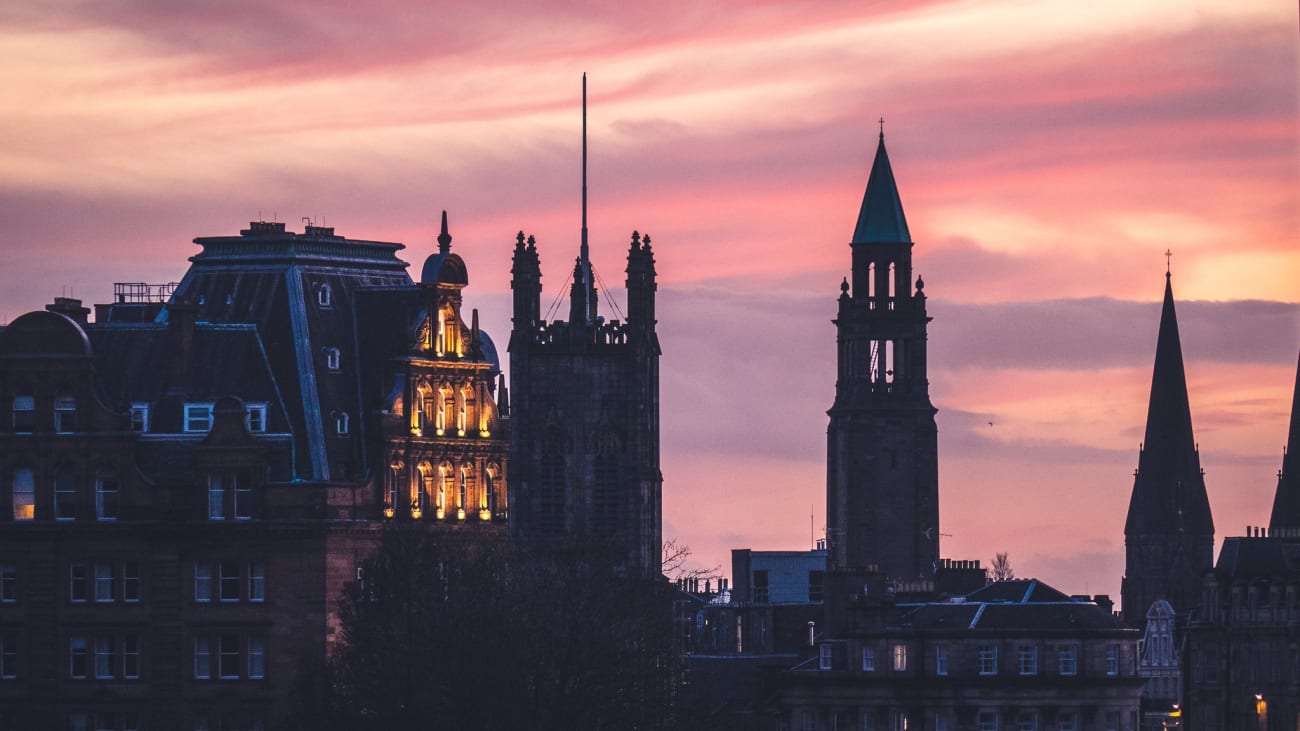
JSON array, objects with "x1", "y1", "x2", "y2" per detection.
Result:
[
  {"x1": 55, "y1": 465, "x2": 77, "y2": 520},
  {"x1": 437, "y1": 464, "x2": 452, "y2": 519},
  {"x1": 539, "y1": 429, "x2": 565, "y2": 535},
  {"x1": 594, "y1": 447, "x2": 619, "y2": 533},
  {"x1": 318, "y1": 283, "x2": 333, "y2": 308},
  {"x1": 456, "y1": 466, "x2": 469, "y2": 520},
  {"x1": 12, "y1": 395, "x2": 34, "y2": 433},
  {"x1": 417, "y1": 463, "x2": 435, "y2": 519},
  {"x1": 481, "y1": 464, "x2": 497, "y2": 520},
  {"x1": 436, "y1": 386, "x2": 452, "y2": 436},
  {"x1": 413, "y1": 384, "x2": 431, "y2": 435},
  {"x1": 325, "y1": 347, "x2": 341, "y2": 372},
  {"x1": 384, "y1": 462, "x2": 400, "y2": 518},
  {"x1": 456, "y1": 387, "x2": 469, "y2": 437},
  {"x1": 335, "y1": 411, "x2": 349, "y2": 436},
  {"x1": 54, "y1": 394, "x2": 76, "y2": 433},
  {"x1": 11, "y1": 469, "x2": 34, "y2": 520}
]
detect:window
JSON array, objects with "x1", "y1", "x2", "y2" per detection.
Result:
[
  {"x1": 979, "y1": 645, "x2": 998, "y2": 675},
  {"x1": 934, "y1": 644, "x2": 948, "y2": 676},
  {"x1": 194, "y1": 636, "x2": 211, "y2": 679},
  {"x1": 892, "y1": 643, "x2": 908, "y2": 672},
  {"x1": 1059, "y1": 645, "x2": 1078, "y2": 676},
  {"x1": 208, "y1": 475, "x2": 225, "y2": 520},
  {"x1": 753, "y1": 570, "x2": 769, "y2": 603},
  {"x1": 130, "y1": 403, "x2": 149, "y2": 432},
  {"x1": 809, "y1": 570, "x2": 825, "y2": 602},
  {"x1": 69, "y1": 635, "x2": 88, "y2": 679},
  {"x1": 248, "y1": 561, "x2": 265, "y2": 602},
  {"x1": 862, "y1": 710, "x2": 873, "y2": 731},
  {"x1": 219, "y1": 634, "x2": 240, "y2": 678},
  {"x1": 70, "y1": 714, "x2": 89, "y2": 731},
  {"x1": 977, "y1": 711, "x2": 999, "y2": 731},
  {"x1": 95, "y1": 471, "x2": 118, "y2": 520},
  {"x1": 801, "y1": 711, "x2": 815, "y2": 731},
  {"x1": 1106, "y1": 644, "x2": 1120, "y2": 676},
  {"x1": 336, "y1": 411, "x2": 349, "y2": 435},
  {"x1": 318, "y1": 283, "x2": 333, "y2": 307},
  {"x1": 892, "y1": 711, "x2": 909, "y2": 731},
  {"x1": 55, "y1": 465, "x2": 77, "y2": 520},
  {"x1": 184, "y1": 403, "x2": 214, "y2": 433},
  {"x1": 70, "y1": 562, "x2": 87, "y2": 602},
  {"x1": 1019, "y1": 645, "x2": 1038, "y2": 675},
  {"x1": 94, "y1": 635, "x2": 115, "y2": 678},
  {"x1": 935, "y1": 714, "x2": 948, "y2": 731},
  {"x1": 247, "y1": 636, "x2": 265, "y2": 679},
  {"x1": 1105, "y1": 712, "x2": 1120, "y2": 731},
  {"x1": 0, "y1": 634, "x2": 14, "y2": 679},
  {"x1": 1057, "y1": 712, "x2": 1077, "y2": 731},
  {"x1": 219, "y1": 562, "x2": 240, "y2": 601},
  {"x1": 234, "y1": 471, "x2": 253, "y2": 520},
  {"x1": 122, "y1": 635, "x2": 139, "y2": 679},
  {"x1": 819, "y1": 643, "x2": 834, "y2": 670},
  {"x1": 55, "y1": 393, "x2": 76, "y2": 433},
  {"x1": 12, "y1": 468, "x2": 34, "y2": 520},
  {"x1": 325, "y1": 347, "x2": 341, "y2": 372},
  {"x1": 123, "y1": 562, "x2": 139, "y2": 603},
  {"x1": 0, "y1": 563, "x2": 14, "y2": 603},
  {"x1": 195, "y1": 563, "x2": 212, "y2": 602},
  {"x1": 94, "y1": 562, "x2": 115, "y2": 602},
  {"x1": 12, "y1": 395, "x2": 34, "y2": 433},
  {"x1": 862, "y1": 646, "x2": 876, "y2": 671},
  {"x1": 1016, "y1": 713, "x2": 1038, "y2": 731},
  {"x1": 244, "y1": 403, "x2": 267, "y2": 433}
]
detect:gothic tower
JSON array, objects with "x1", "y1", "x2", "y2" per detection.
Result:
[
  {"x1": 1268, "y1": 349, "x2": 1300, "y2": 532},
  {"x1": 1121, "y1": 270, "x2": 1215, "y2": 624},
  {"x1": 826, "y1": 131, "x2": 939, "y2": 604},
  {"x1": 507, "y1": 77, "x2": 662, "y2": 576}
]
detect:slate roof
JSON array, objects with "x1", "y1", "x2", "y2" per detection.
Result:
[
  {"x1": 851, "y1": 133, "x2": 912, "y2": 245},
  {"x1": 901, "y1": 579, "x2": 1131, "y2": 634},
  {"x1": 1215, "y1": 537, "x2": 1300, "y2": 579}
]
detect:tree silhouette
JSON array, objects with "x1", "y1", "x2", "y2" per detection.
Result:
[{"x1": 988, "y1": 552, "x2": 1015, "y2": 582}]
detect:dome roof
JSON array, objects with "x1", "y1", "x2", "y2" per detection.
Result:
[
  {"x1": 420, "y1": 252, "x2": 468, "y2": 287},
  {"x1": 0, "y1": 310, "x2": 92, "y2": 358}
]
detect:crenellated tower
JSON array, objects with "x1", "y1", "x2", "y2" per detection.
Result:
[
  {"x1": 1121, "y1": 269, "x2": 1215, "y2": 624},
  {"x1": 825, "y1": 131, "x2": 939, "y2": 616}
]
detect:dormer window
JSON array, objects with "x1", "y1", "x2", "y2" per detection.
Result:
[
  {"x1": 12, "y1": 395, "x2": 34, "y2": 433},
  {"x1": 318, "y1": 283, "x2": 333, "y2": 308},
  {"x1": 244, "y1": 404, "x2": 267, "y2": 433},
  {"x1": 325, "y1": 347, "x2": 341, "y2": 372},
  {"x1": 130, "y1": 403, "x2": 149, "y2": 433},
  {"x1": 184, "y1": 403, "x2": 214, "y2": 433},
  {"x1": 54, "y1": 394, "x2": 76, "y2": 433}
]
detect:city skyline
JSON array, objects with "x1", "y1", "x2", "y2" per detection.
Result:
[{"x1": 1, "y1": 0, "x2": 1296, "y2": 599}]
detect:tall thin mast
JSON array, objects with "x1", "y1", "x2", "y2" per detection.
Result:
[{"x1": 580, "y1": 73, "x2": 595, "y2": 322}]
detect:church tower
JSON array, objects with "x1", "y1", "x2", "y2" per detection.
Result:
[
  {"x1": 1121, "y1": 269, "x2": 1215, "y2": 624},
  {"x1": 826, "y1": 131, "x2": 939, "y2": 603},
  {"x1": 1268, "y1": 350, "x2": 1300, "y2": 532},
  {"x1": 507, "y1": 77, "x2": 663, "y2": 576}
]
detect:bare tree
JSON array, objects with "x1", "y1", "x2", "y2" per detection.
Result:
[
  {"x1": 988, "y1": 552, "x2": 1015, "y2": 582},
  {"x1": 662, "y1": 537, "x2": 720, "y2": 583}
]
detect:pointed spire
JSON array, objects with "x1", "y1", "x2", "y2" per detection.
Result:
[
  {"x1": 852, "y1": 128, "x2": 912, "y2": 245},
  {"x1": 1125, "y1": 271, "x2": 1214, "y2": 538},
  {"x1": 577, "y1": 72, "x2": 595, "y2": 324},
  {"x1": 437, "y1": 210, "x2": 452, "y2": 254},
  {"x1": 1269, "y1": 349, "x2": 1300, "y2": 531}
]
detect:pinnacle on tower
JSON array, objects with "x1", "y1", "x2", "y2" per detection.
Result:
[
  {"x1": 438, "y1": 210, "x2": 452, "y2": 253},
  {"x1": 1269, "y1": 349, "x2": 1300, "y2": 531},
  {"x1": 852, "y1": 131, "x2": 912, "y2": 245}
]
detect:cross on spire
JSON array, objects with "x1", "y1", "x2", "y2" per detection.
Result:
[
  {"x1": 878, "y1": 117, "x2": 885, "y2": 138},
  {"x1": 1165, "y1": 249, "x2": 1173, "y2": 275}
]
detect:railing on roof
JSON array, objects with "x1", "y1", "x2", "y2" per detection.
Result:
[{"x1": 114, "y1": 282, "x2": 179, "y2": 303}]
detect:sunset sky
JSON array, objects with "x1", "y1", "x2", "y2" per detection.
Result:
[{"x1": 1, "y1": 0, "x2": 1296, "y2": 601}]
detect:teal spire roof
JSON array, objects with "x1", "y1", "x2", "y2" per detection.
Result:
[{"x1": 852, "y1": 132, "x2": 912, "y2": 244}]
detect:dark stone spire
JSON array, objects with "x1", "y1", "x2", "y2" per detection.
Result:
[
  {"x1": 852, "y1": 131, "x2": 912, "y2": 245},
  {"x1": 437, "y1": 210, "x2": 452, "y2": 254},
  {"x1": 1125, "y1": 272, "x2": 1214, "y2": 538},
  {"x1": 1269, "y1": 349, "x2": 1300, "y2": 531}
]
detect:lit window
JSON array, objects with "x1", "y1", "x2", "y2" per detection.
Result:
[
  {"x1": 184, "y1": 403, "x2": 214, "y2": 433},
  {"x1": 219, "y1": 562, "x2": 240, "y2": 602},
  {"x1": 979, "y1": 645, "x2": 998, "y2": 675},
  {"x1": 94, "y1": 635, "x2": 115, "y2": 678},
  {"x1": 862, "y1": 646, "x2": 876, "y2": 671},
  {"x1": 1059, "y1": 645, "x2": 1078, "y2": 676},
  {"x1": 11, "y1": 395, "x2": 34, "y2": 433},
  {"x1": 244, "y1": 403, "x2": 267, "y2": 433},
  {"x1": 247, "y1": 636, "x2": 265, "y2": 679},
  {"x1": 54, "y1": 394, "x2": 76, "y2": 433},
  {"x1": 123, "y1": 562, "x2": 139, "y2": 602},
  {"x1": 934, "y1": 644, "x2": 948, "y2": 676},
  {"x1": 1106, "y1": 644, "x2": 1120, "y2": 676},
  {"x1": 892, "y1": 643, "x2": 908, "y2": 672},
  {"x1": 336, "y1": 411, "x2": 349, "y2": 435},
  {"x1": 0, "y1": 634, "x2": 15, "y2": 679},
  {"x1": 0, "y1": 563, "x2": 14, "y2": 603},
  {"x1": 194, "y1": 563, "x2": 211, "y2": 602},
  {"x1": 11, "y1": 468, "x2": 34, "y2": 520},
  {"x1": 892, "y1": 711, "x2": 909, "y2": 731},
  {"x1": 94, "y1": 562, "x2": 115, "y2": 603},
  {"x1": 325, "y1": 347, "x2": 341, "y2": 372},
  {"x1": 193, "y1": 637, "x2": 211, "y2": 679},
  {"x1": 70, "y1": 562, "x2": 87, "y2": 603},
  {"x1": 130, "y1": 403, "x2": 149, "y2": 432},
  {"x1": 55, "y1": 465, "x2": 77, "y2": 520},
  {"x1": 248, "y1": 560, "x2": 265, "y2": 602},
  {"x1": 69, "y1": 635, "x2": 89, "y2": 679},
  {"x1": 234, "y1": 471, "x2": 253, "y2": 519},
  {"x1": 1019, "y1": 645, "x2": 1038, "y2": 675},
  {"x1": 208, "y1": 475, "x2": 225, "y2": 520},
  {"x1": 318, "y1": 283, "x2": 332, "y2": 308},
  {"x1": 95, "y1": 471, "x2": 118, "y2": 521},
  {"x1": 219, "y1": 634, "x2": 240, "y2": 678},
  {"x1": 819, "y1": 643, "x2": 834, "y2": 670}
]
